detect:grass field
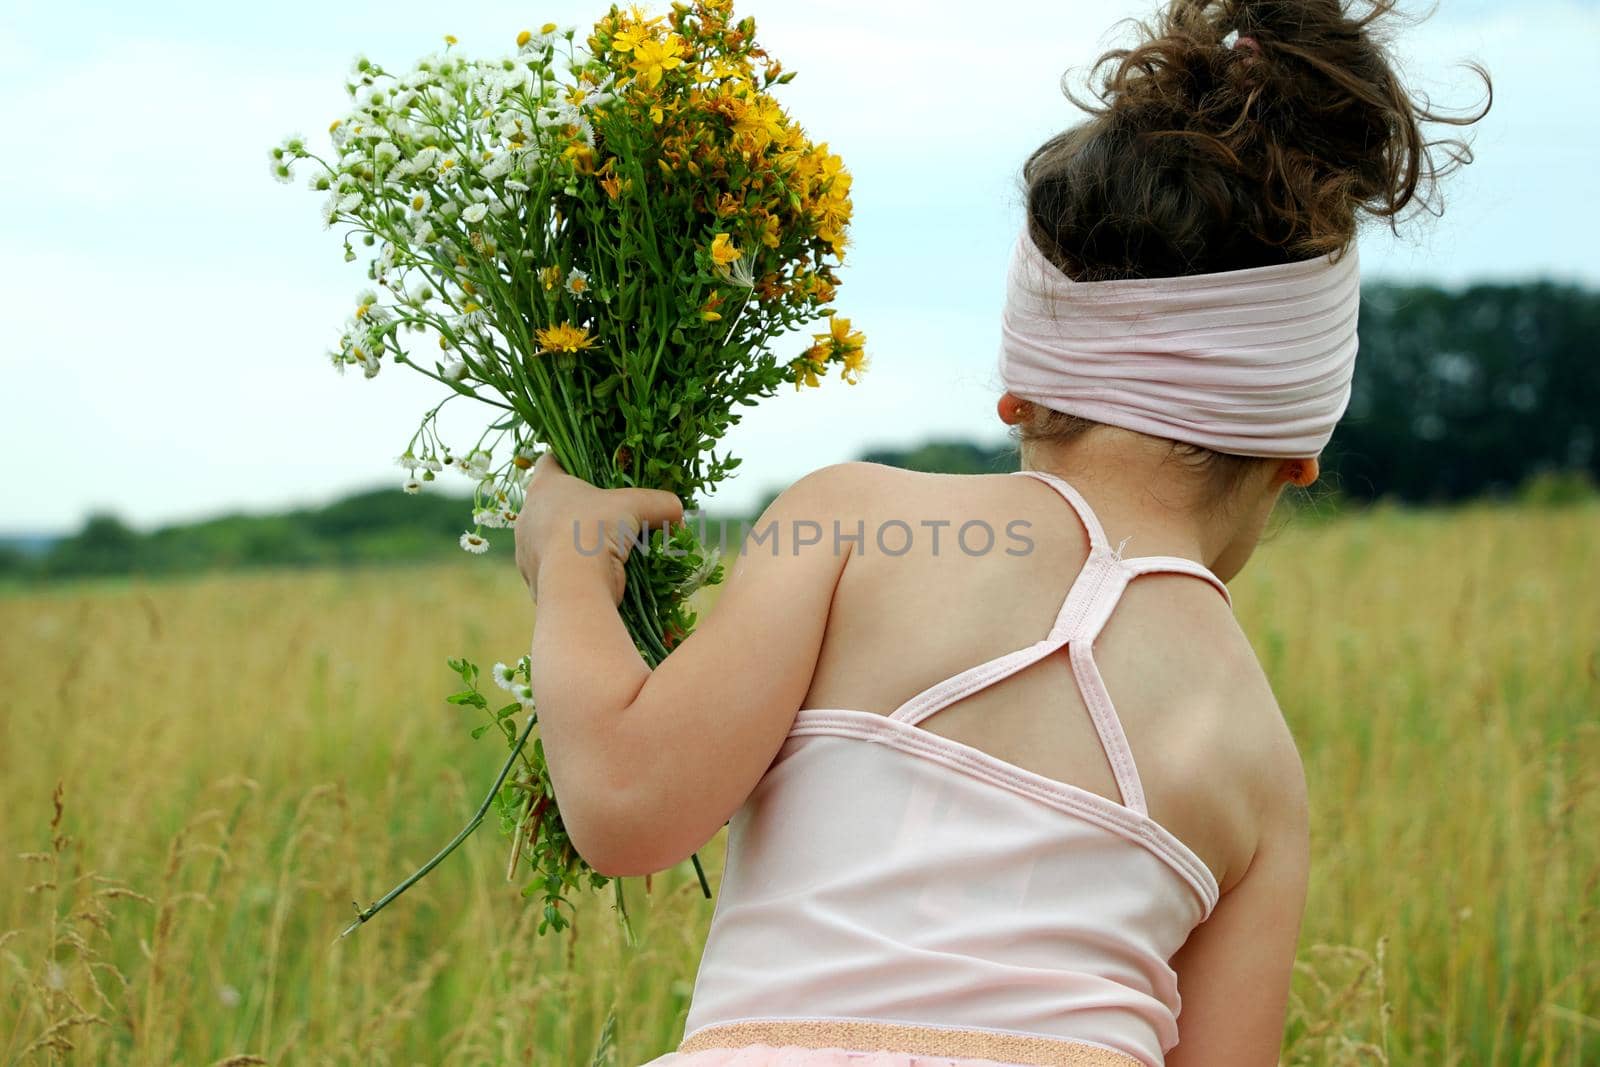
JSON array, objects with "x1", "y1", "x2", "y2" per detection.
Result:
[{"x1": 2, "y1": 500, "x2": 1596, "y2": 1066}]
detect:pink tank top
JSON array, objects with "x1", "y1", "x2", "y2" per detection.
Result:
[{"x1": 679, "y1": 469, "x2": 1230, "y2": 1067}]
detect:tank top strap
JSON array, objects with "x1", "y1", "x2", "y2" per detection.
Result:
[
  {"x1": 1121, "y1": 554, "x2": 1234, "y2": 610},
  {"x1": 1010, "y1": 468, "x2": 1111, "y2": 556},
  {"x1": 887, "y1": 554, "x2": 1113, "y2": 731},
  {"x1": 889, "y1": 469, "x2": 1154, "y2": 813}
]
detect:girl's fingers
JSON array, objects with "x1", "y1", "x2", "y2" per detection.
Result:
[
  {"x1": 621, "y1": 487, "x2": 685, "y2": 531},
  {"x1": 525, "y1": 450, "x2": 562, "y2": 488}
]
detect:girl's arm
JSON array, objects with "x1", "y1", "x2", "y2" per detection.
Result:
[
  {"x1": 515, "y1": 454, "x2": 865, "y2": 877},
  {"x1": 1164, "y1": 710, "x2": 1311, "y2": 1067}
]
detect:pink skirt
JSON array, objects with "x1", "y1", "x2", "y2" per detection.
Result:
[
  {"x1": 638, "y1": 1018, "x2": 1146, "y2": 1067},
  {"x1": 640, "y1": 1047, "x2": 1041, "y2": 1067}
]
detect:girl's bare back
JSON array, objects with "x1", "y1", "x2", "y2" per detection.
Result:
[{"x1": 798, "y1": 465, "x2": 1297, "y2": 895}]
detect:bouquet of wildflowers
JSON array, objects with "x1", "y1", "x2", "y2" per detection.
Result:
[{"x1": 271, "y1": 0, "x2": 865, "y2": 940}]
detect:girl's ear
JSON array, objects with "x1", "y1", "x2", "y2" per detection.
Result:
[
  {"x1": 997, "y1": 392, "x2": 1030, "y2": 426},
  {"x1": 1279, "y1": 457, "x2": 1320, "y2": 487}
]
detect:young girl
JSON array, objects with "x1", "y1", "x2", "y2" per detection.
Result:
[{"x1": 513, "y1": 1, "x2": 1487, "y2": 1064}]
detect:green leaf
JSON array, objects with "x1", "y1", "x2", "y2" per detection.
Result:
[{"x1": 470, "y1": 723, "x2": 492, "y2": 739}]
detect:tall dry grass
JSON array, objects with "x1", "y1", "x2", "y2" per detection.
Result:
[{"x1": 1, "y1": 500, "x2": 1595, "y2": 1065}]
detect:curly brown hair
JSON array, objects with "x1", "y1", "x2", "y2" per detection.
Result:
[{"x1": 1013, "y1": 0, "x2": 1492, "y2": 507}]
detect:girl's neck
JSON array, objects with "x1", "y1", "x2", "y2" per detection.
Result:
[{"x1": 1021, "y1": 429, "x2": 1273, "y2": 573}]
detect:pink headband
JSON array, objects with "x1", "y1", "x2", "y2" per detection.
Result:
[{"x1": 997, "y1": 226, "x2": 1362, "y2": 459}]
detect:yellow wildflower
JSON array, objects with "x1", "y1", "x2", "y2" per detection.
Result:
[
  {"x1": 542, "y1": 21, "x2": 558, "y2": 34},
  {"x1": 444, "y1": 34, "x2": 458, "y2": 45},
  {"x1": 757, "y1": 213, "x2": 781, "y2": 249},
  {"x1": 791, "y1": 357, "x2": 822, "y2": 390},
  {"x1": 517, "y1": 29, "x2": 532, "y2": 47},
  {"x1": 841, "y1": 347, "x2": 868, "y2": 385},
  {"x1": 536, "y1": 323, "x2": 598, "y2": 353},
  {"x1": 540, "y1": 266, "x2": 562, "y2": 291},
  {"x1": 702, "y1": 291, "x2": 725, "y2": 322},
  {"x1": 564, "y1": 143, "x2": 597, "y2": 174},
  {"x1": 612, "y1": 25, "x2": 651, "y2": 54},
  {"x1": 630, "y1": 35, "x2": 686, "y2": 89},
  {"x1": 601, "y1": 173, "x2": 624, "y2": 200},
  {"x1": 710, "y1": 232, "x2": 742, "y2": 267},
  {"x1": 818, "y1": 314, "x2": 865, "y2": 355},
  {"x1": 626, "y1": 3, "x2": 665, "y2": 28},
  {"x1": 756, "y1": 273, "x2": 785, "y2": 302}
]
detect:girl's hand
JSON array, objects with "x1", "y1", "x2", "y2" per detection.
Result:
[{"x1": 514, "y1": 452, "x2": 686, "y2": 605}]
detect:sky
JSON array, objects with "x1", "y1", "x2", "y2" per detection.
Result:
[{"x1": 1, "y1": 0, "x2": 1595, "y2": 536}]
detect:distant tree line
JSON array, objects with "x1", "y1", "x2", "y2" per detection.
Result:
[{"x1": 3, "y1": 280, "x2": 1594, "y2": 585}]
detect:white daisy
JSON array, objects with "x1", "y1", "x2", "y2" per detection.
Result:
[
  {"x1": 442, "y1": 360, "x2": 467, "y2": 382},
  {"x1": 480, "y1": 151, "x2": 515, "y2": 181},
  {"x1": 566, "y1": 267, "x2": 591, "y2": 296},
  {"x1": 491, "y1": 662, "x2": 519, "y2": 692},
  {"x1": 473, "y1": 508, "x2": 506, "y2": 529},
  {"x1": 403, "y1": 477, "x2": 423, "y2": 494},
  {"x1": 538, "y1": 101, "x2": 579, "y2": 130},
  {"x1": 462, "y1": 202, "x2": 489, "y2": 224},
  {"x1": 460, "y1": 531, "x2": 490, "y2": 554},
  {"x1": 512, "y1": 682, "x2": 536, "y2": 709},
  {"x1": 396, "y1": 453, "x2": 424, "y2": 472}
]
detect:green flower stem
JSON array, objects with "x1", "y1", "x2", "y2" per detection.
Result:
[{"x1": 339, "y1": 708, "x2": 539, "y2": 939}]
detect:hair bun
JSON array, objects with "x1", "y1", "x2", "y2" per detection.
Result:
[{"x1": 1023, "y1": 0, "x2": 1492, "y2": 281}]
